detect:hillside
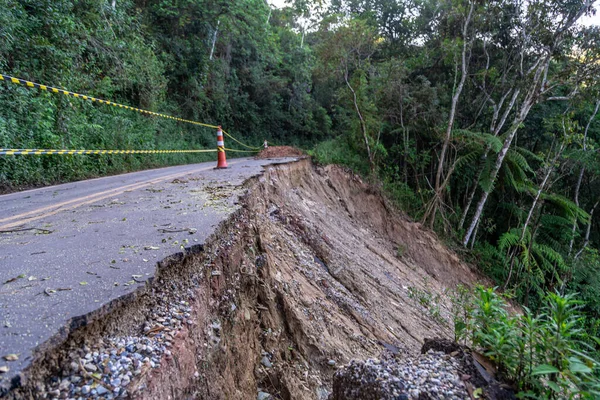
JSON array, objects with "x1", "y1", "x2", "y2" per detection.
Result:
[{"x1": 6, "y1": 158, "x2": 489, "y2": 399}]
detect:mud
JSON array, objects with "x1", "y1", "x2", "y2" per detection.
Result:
[
  {"x1": 256, "y1": 146, "x2": 305, "y2": 159},
  {"x1": 5, "y1": 159, "x2": 485, "y2": 399}
]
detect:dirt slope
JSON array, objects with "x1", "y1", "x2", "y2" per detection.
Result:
[
  {"x1": 7, "y1": 159, "x2": 484, "y2": 399},
  {"x1": 142, "y1": 159, "x2": 483, "y2": 399}
]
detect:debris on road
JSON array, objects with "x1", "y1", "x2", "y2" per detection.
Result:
[{"x1": 255, "y1": 145, "x2": 305, "y2": 159}]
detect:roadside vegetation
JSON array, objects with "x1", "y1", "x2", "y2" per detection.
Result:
[
  {"x1": 2, "y1": 0, "x2": 600, "y2": 397},
  {"x1": 450, "y1": 286, "x2": 600, "y2": 398}
]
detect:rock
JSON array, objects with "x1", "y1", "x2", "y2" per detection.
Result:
[
  {"x1": 69, "y1": 361, "x2": 79, "y2": 372},
  {"x1": 84, "y1": 363, "x2": 97, "y2": 372},
  {"x1": 257, "y1": 391, "x2": 272, "y2": 400},
  {"x1": 329, "y1": 359, "x2": 406, "y2": 400},
  {"x1": 58, "y1": 379, "x2": 70, "y2": 391},
  {"x1": 81, "y1": 385, "x2": 91, "y2": 395},
  {"x1": 328, "y1": 359, "x2": 336, "y2": 366},
  {"x1": 96, "y1": 385, "x2": 109, "y2": 395},
  {"x1": 261, "y1": 356, "x2": 273, "y2": 368}
]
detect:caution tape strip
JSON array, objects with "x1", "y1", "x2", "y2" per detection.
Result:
[
  {"x1": 223, "y1": 148, "x2": 260, "y2": 153},
  {"x1": 0, "y1": 148, "x2": 218, "y2": 155},
  {"x1": 0, "y1": 74, "x2": 220, "y2": 130},
  {"x1": 0, "y1": 73, "x2": 263, "y2": 151},
  {"x1": 221, "y1": 129, "x2": 262, "y2": 151}
]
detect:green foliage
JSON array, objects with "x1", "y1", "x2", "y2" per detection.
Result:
[
  {"x1": 309, "y1": 135, "x2": 371, "y2": 175},
  {"x1": 0, "y1": 0, "x2": 327, "y2": 188},
  {"x1": 454, "y1": 129, "x2": 504, "y2": 153},
  {"x1": 451, "y1": 286, "x2": 600, "y2": 398}
]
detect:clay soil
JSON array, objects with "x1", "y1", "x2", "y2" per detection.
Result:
[
  {"x1": 7, "y1": 159, "x2": 487, "y2": 399},
  {"x1": 256, "y1": 146, "x2": 305, "y2": 159}
]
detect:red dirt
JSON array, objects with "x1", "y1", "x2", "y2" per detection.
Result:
[{"x1": 256, "y1": 146, "x2": 305, "y2": 159}]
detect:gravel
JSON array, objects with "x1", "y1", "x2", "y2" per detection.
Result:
[
  {"x1": 41, "y1": 290, "x2": 194, "y2": 399},
  {"x1": 329, "y1": 350, "x2": 469, "y2": 400}
]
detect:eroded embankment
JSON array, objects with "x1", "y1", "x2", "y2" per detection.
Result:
[{"x1": 8, "y1": 159, "x2": 484, "y2": 399}]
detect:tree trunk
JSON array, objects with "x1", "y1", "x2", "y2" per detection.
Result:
[
  {"x1": 463, "y1": 86, "x2": 540, "y2": 246},
  {"x1": 344, "y1": 66, "x2": 374, "y2": 172},
  {"x1": 520, "y1": 141, "x2": 565, "y2": 241},
  {"x1": 458, "y1": 88, "x2": 520, "y2": 230},
  {"x1": 462, "y1": 0, "x2": 592, "y2": 247},
  {"x1": 568, "y1": 99, "x2": 600, "y2": 254},
  {"x1": 427, "y1": 0, "x2": 474, "y2": 228},
  {"x1": 575, "y1": 200, "x2": 600, "y2": 260},
  {"x1": 209, "y1": 20, "x2": 220, "y2": 61}
]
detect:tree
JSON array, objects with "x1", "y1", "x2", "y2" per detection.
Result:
[
  {"x1": 316, "y1": 17, "x2": 381, "y2": 171},
  {"x1": 462, "y1": 0, "x2": 596, "y2": 247}
]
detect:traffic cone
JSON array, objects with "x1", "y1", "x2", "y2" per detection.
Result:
[{"x1": 215, "y1": 126, "x2": 228, "y2": 169}]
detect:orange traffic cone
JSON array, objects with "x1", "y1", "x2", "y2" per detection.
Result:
[{"x1": 215, "y1": 126, "x2": 228, "y2": 169}]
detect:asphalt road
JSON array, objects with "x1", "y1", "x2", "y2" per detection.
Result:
[{"x1": 0, "y1": 157, "x2": 296, "y2": 389}]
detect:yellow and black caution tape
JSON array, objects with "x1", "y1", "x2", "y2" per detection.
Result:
[
  {"x1": 0, "y1": 148, "x2": 217, "y2": 156},
  {"x1": 0, "y1": 74, "x2": 219, "y2": 129},
  {"x1": 221, "y1": 129, "x2": 262, "y2": 151},
  {"x1": 223, "y1": 148, "x2": 260, "y2": 153},
  {"x1": 0, "y1": 73, "x2": 263, "y2": 151}
]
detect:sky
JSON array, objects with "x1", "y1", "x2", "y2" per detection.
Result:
[{"x1": 267, "y1": 0, "x2": 600, "y2": 27}]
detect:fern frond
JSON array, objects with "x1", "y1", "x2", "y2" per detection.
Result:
[
  {"x1": 542, "y1": 193, "x2": 590, "y2": 224},
  {"x1": 506, "y1": 149, "x2": 534, "y2": 173},
  {"x1": 498, "y1": 230, "x2": 521, "y2": 251},
  {"x1": 532, "y1": 243, "x2": 567, "y2": 271},
  {"x1": 513, "y1": 146, "x2": 544, "y2": 164},
  {"x1": 455, "y1": 150, "x2": 481, "y2": 171},
  {"x1": 454, "y1": 129, "x2": 503, "y2": 153}
]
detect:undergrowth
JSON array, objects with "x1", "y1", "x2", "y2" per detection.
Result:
[{"x1": 450, "y1": 285, "x2": 600, "y2": 398}]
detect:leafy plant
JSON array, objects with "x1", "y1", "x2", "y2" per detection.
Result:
[{"x1": 450, "y1": 286, "x2": 600, "y2": 398}]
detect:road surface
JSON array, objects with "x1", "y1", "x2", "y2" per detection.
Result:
[{"x1": 0, "y1": 157, "x2": 297, "y2": 390}]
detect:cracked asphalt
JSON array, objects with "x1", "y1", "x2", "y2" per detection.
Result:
[{"x1": 0, "y1": 157, "x2": 297, "y2": 388}]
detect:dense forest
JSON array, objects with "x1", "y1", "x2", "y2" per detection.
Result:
[{"x1": 2, "y1": 0, "x2": 600, "y2": 396}]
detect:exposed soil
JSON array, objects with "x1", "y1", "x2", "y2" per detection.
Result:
[
  {"x1": 5, "y1": 159, "x2": 487, "y2": 399},
  {"x1": 256, "y1": 146, "x2": 305, "y2": 159}
]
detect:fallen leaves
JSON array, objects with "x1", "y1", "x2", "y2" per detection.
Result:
[
  {"x1": 0, "y1": 366, "x2": 9, "y2": 373},
  {"x1": 79, "y1": 281, "x2": 88, "y2": 286},
  {"x1": 3, "y1": 354, "x2": 18, "y2": 361},
  {"x1": 144, "y1": 246, "x2": 160, "y2": 250}
]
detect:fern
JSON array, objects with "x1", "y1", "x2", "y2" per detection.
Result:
[
  {"x1": 533, "y1": 243, "x2": 567, "y2": 272},
  {"x1": 479, "y1": 158, "x2": 495, "y2": 193},
  {"x1": 454, "y1": 129, "x2": 504, "y2": 153},
  {"x1": 455, "y1": 150, "x2": 481, "y2": 170},
  {"x1": 513, "y1": 146, "x2": 544, "y2": 164},
  {"x1": 542, "y1": 193, "x2": 590, "y2": 224},
  {"x1": 507, "y1": 148, "x2": 534, "y2": 173},
  {"x1": 499, "y1": 229, "x2": 521, "y2": 251}
]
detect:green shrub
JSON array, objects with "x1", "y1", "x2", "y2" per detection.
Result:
[
  {"x1": 309, "y1": 135, "x2": 370, "y2": 175},
  {"x1": 450, "y1": 286, "x2": 600, "y2": 398}
]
